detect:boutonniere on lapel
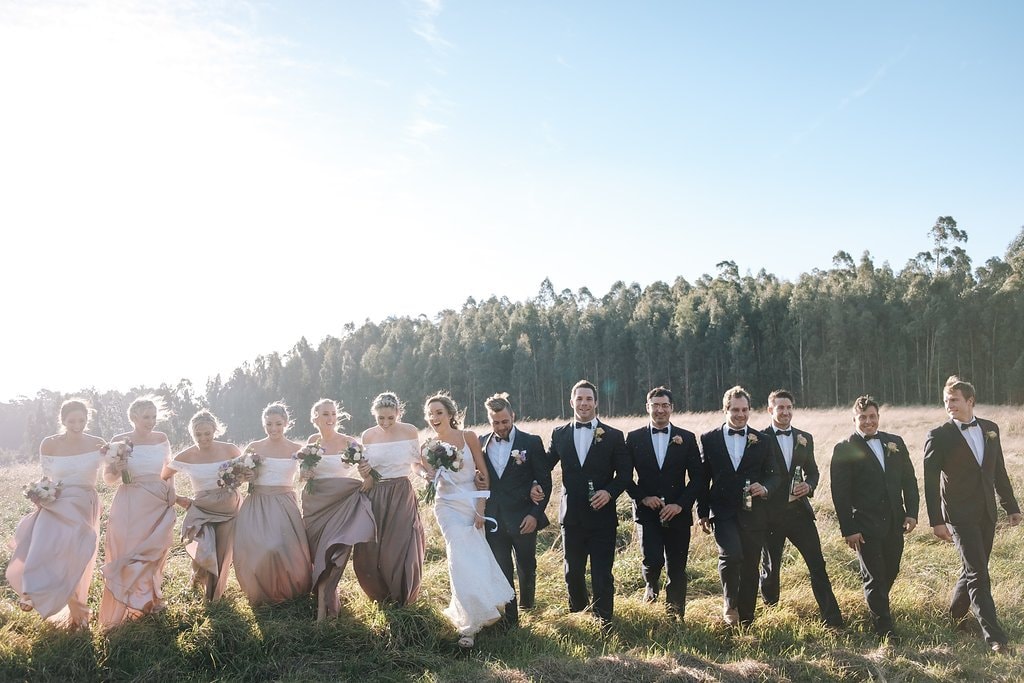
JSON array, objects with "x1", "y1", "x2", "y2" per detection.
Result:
[
  {"x1": 985, "y1": 431, "x2": 997, "y2": 442},
  {"x1": 885, "y1": 442, "x2": 899, "y2": 455},
  {"x1": 510, "y1": 449, "x2": 527, "y2": 466},
  {"x1": 746, "y1": 432, "x2": 758, "y2": 446},
  {"x1": 671, "y1": 435, "x2": 683, "y2": 446},
  {"x1": 796, "y1": 434, "x2": 808, "y2": 448},
  {"x1": 593, "y1": 427, "x2": 605, "y2": 444}
]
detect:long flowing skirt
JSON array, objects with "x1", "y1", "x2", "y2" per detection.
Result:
[
  {"x1": 6, "y1": 485, "x2": 101, "y2": 627},
  {"x1": 301, "y1": 477, "x2": 375, "y2": 614},
  {"x1": 181, "y1": 487, "x2": 241, "y2": 602},
  {"x1": 99, "y1": 476, "x2": 176, "y2": 628},
  {"x1": 352, "y1": 478, "x2": 424, "y2": 605},
  {"x1": 233, "y1": 485, "x2": 312, "y2": 605},
  {"x1": 435, "y1": 493, "x2": 515, "y2": 636}
]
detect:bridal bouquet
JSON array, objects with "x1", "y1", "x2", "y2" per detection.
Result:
[
  {"x1": 23, "y1": 476, "x2": 62, "y2": 506},
  {"x1": 100, "y1": 439, "x2": 134, "y2": 484},
  {"x1": 294, "y1": 440, "x2": 325, "y2": 494},
  {"x1": 420, "y1": 438, "x2": 461, "y2": 504},
  {"x1": 341, "y1": 441, "x2": 382, "y2": 482},
  {"x1": 218, "y1": 446, "x2": 264, "y2": 491}
]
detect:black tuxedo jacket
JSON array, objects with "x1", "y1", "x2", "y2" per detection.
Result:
[
  {"x1": 625, "y1": 424, "x2": 704, "y2": 526},
  {"x1": 830, "y1": 431, "x2": 919, "y2": 538},
  {"x1": 762, "y1": 425, "x2": 820, "y2": 521},
  {"x1": 479, "y1": 428, "x2": 551, "y2": 534},
  {"x1": 697, "y1": 426, "x2": 780, "y2": 531},
  {"x1": 923, "y1": 418, "x2": 1020, "y2": 527},
  {"x1": 546, "y1": 419, "x2": 631, "y2": 530}
]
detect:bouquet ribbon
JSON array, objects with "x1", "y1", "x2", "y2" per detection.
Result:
[{"x1": 435, "y1": 483, "x2": 498, "y2": 532}]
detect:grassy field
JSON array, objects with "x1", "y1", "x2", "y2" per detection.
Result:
[{"x1": 1, "y1": 405, "x2": 1022, "y2": 682}]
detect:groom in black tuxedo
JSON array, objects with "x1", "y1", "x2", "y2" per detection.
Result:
[
  {"x1": 831, "y1": 395, "x2": 918, "y2": 640},
  {"x1": 759, "y1": 389, "x2": 843, "y2": 628},
  {"x1": 546, "y1": 379, "x2": 631, "y2": 626},
  {"x1": 626, "y1": 386, "x2": 703, "y2": 618},
  {"x1": 698, "y1": 385, "x2": 780, "y2": 627},
  {"x1": 479, "y1": 393, "x2": 551, "y2": 627},
  {"x1": 924, "y1": 376, "x2": 1020, "y2": 654}
]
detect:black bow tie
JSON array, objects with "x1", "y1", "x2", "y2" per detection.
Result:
[
  {"x1": 774, "y1": 429, "x2": 792, "y2": 437},
  {"x1": 728, "y1": 428, "x2": 745, "y2": 436},
  {"x1": 651, "y1": 427, "x2": 669, "y2": 434},
  {"x1": 575, "y1": 421, "x2": 592, "y2": 429},
  {"x1": 493, "y1": 436, "x2": 509, "y2": 442},
  {"x1": 863, "y1": 434, "x2": 879, "y2": 441},
  {"x1": 960, "y1": 420, "x2": 979, "y2": 431}
]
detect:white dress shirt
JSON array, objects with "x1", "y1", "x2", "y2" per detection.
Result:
[
  {"x1": 771, "y1": 426, "x2": 794, "y2": 472},
  {"x1": 722, "y1": 424, "x2": 746, "y2": 471},
  {"x1": 858, "y1": 431, "x2": 885, "y2": 471},
  {"x1": 574, "y1": 419, "x2": 596, "y2": 466},
  {"x1": 650, "y1": 424, "x2": 670, "y2": 469},
  {"x1": 953, "y1": 418, "x2": 985, "y2": 466},
  {"x1": 487, "y1": 426, "x2": 517, "y2": 478}
]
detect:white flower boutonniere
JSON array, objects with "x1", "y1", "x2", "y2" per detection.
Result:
[
  {"x1": 885, "y1": 442, "x2": 899, "y2": 455},
  {"x1": 985, "y1": 431, "x2": 998, "y2": 442},
  {"x1": 746, "y1": 433, "x2": 758, "y2": 446},
  {"x1": 671, "y1": 435, "x2": 683, "y2": 446},
  {"x1": 796, "y1": 434, "x2": 808, "y2": 448},
  {"x1": 594, "y1": 427, "x2": 605, "y2": 444},
  {"x1": 510, "y1": 449, "x2": 527, "y2": 466}
]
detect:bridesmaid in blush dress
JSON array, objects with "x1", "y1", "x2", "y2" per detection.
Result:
[
  {"x1": 162, "y1": 409, "x2": 242, "y2": 603},
  {"x1": 232, "y1": 402, "x2": 312, "y2": 606},
  {"x1": 300, "y1": 399, "x2": 375, "y2": 621},
  {"x1": 99, "y1": 395, "x2": 177, "y2": 628},
  {"x1": 351, "y1": 392, "x2": 427, "y2": 606},
  {"x1": 6, "y1": 399, "x2": 104, "y2": 629},
  {"x1": 423, "y1": 393, "x2": 514, "y2": 649}
]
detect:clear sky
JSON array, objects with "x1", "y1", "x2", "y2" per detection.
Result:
[{"x1": 1, "y1": 1, "x2": 1021, "y2": 401}]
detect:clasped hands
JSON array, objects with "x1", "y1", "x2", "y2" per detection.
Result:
[{"x1": 641, "y1": 496, "x2": 682, "y2": 523}]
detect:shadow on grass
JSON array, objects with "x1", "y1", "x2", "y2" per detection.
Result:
[{"x1": 14, "y1": 621, "x2": 100, "y2": 682}]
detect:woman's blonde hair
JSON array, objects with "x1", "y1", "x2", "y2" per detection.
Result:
[
  {"x1": 371, "y1": 391, "x2": 405, "y2": 418},
  {"x1": 128, "y1": 394, "x2": 172, "y2": 424},
  {"x1": 189, "y1": 409, "x2": 227, "y2": 440},
  {"x1": 310, "y1": 398, "x2": 351, "y2": 424}
]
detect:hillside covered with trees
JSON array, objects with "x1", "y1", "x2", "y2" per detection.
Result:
[{"x1": 3, "y1": 218, "x2": 1022, "y2": 455}]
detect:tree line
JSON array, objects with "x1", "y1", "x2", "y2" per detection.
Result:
[{"x1": 3, "y1": 218, "x2": 1022, "y2": 457}]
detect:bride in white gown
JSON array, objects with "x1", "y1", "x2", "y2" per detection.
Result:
[{"x1": 423, "y1": 393, "x2": 514, "y2": 648}]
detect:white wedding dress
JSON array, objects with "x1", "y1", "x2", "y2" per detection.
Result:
[{"x1": 434, "y1": 444, "x2": 514, "y2": 637}]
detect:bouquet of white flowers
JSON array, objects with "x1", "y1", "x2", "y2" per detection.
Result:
[
  {"x1": 100, "y1": 439, "x2": 134, "y2": 484},
  {"x1": 23, "y1": 476, "x2": 62, "y2": 506},
  {"x1": 294, "y1": 440, "x2": 325, "y2": 494},
  {"x1": 341, "y1": 441, "x2": 382, "y2": 482},
  {"x1": 420, "y1": 437, "x2": 461, "y2": 504},
  {"x1": 218, "y1": 445, "x2": 264, "y2": 492}
]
